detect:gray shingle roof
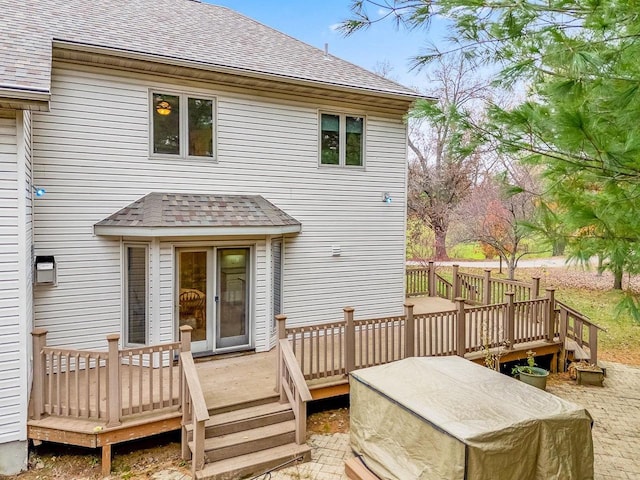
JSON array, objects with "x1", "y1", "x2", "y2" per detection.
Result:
[
  {"x1": 95, "y1": 192, "x2": 301, "y2": 230},
  {"x1": 2, "y1": 0, "x2": 417, "y2": 98}
]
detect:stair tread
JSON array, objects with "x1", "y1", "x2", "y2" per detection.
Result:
[
  {"x1": 189, "y1": 419, "x2": 296, "y2": 452},
  {"x1": 202, "y1": 401, "x2": 292, "y2": 430},
  {"x1": 565, "y1": 338, "x2": 591, "y2": 360},
  {"x1": 195, "y1": 442, "x2": 311, "y2": 480}
]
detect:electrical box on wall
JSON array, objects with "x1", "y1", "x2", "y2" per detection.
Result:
[{"x1": 35, "y1": 256, "x2": 56, "y2": 285}]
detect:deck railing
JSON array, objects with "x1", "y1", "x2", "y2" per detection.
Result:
[
  {"x1": 278, "y1": 339, "x2": 312, "y2": 445},
  {"x1": 179, "y1": 327, "x2": 209, "y2": 477},
  {"x1": 556, "y1": 300, "x2": 605, "y2": 365},
  {"x1": 279, "y1": 292, "x2": 563, "y2": 380},
  {"x1": 413, "y1": 309, "x2": 457, "y2": 357},
  {"x1": 31, "y1": 329, "x2": 188, "y2": 425},
  {"x1": 283, "y1": 318, "x2": 346, "y2": 380},
  {"x1": 408, "y1": 262, "x2": 541, "y2": 305},
  {"x1": 353, "y1": 314, "x2": 405, "y2": 369}
]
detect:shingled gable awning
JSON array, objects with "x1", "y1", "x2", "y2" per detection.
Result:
[{"x1": 94, "y1": 193, "x2": 301, "y2": 237}]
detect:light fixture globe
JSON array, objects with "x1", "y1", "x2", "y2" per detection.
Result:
[{"x1": 155, "y1": 101, "x2": 172, "y2": 116}]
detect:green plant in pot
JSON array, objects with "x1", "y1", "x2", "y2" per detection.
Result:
[{"x1": 512, "y1": 350, "x2": 549, "y2": 390}]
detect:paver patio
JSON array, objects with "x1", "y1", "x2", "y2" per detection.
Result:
[{"x1": 270, "y1": 360, "x2": 640, "y2": 480}]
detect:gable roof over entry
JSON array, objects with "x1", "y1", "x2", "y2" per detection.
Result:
[{"x1": 94, "y1": 192, "x2": 301, "y2": 237}]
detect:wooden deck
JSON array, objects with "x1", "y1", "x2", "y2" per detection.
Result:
[
  {"x1": 28, "y1": 270, "x2": 603, "y2": 478},
  {"x1": 27, "y1": 349, "x2": 278, "y2": 476}
]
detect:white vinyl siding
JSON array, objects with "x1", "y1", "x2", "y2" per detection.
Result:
[
  {"x1": 32, "y1": 64, "x2": 407, "y2": 350},
  {"x1": 0, "y1": 111, "x2": 32, "y2": 445}
]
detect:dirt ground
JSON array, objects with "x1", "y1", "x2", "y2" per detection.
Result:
[
  {"x1": 0, "y1": 432, "x2": 189, "y2": 480},
  {"x1": 5, "y1": 266, "x2": 635, "y2": 479}
]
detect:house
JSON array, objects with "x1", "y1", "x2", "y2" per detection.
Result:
[{"x1": 0, "y1": 0, "x2": 418, "y2": 473}]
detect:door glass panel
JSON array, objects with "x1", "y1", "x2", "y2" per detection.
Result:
[
  {"x1": 179, "y1": 251, "x2": 207, "y2": 342},
  {"x1": 218, "y1": 249, "x2": 249, "y2": 347}
]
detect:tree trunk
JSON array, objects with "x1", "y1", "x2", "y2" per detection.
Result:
[
  {"x1": 596, "y1": 255, "x2": 604, "y2": 277},
  {"x1": 506, "y1": 253, "x2": 517, "y2": 280},
  {"x1": 433, "y1": 224, "x2": 449, "y2": 260},
  {"x1": 613, "y1": 267, "x2": 623, "y2": 290},
  {"x1": 551, "y1": 239, "x2": 566, "y2": 256}
]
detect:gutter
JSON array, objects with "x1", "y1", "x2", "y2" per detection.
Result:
[{"x1": 0, "y1": 86, "x2": 51, "y2": 103}]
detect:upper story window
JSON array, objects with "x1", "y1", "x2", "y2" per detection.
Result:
[
  {"x1": 152, "y1": 92, "x2": 215, "y2": 158},
  {"x1": 320, "y1": 112, "x2": 365, "y2": 167}
]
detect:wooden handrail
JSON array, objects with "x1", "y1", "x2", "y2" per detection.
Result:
[
  {"x1": 279, "y1": 340, "x2": 312, "y2": 402},
  {"x1": 180, "y1": 352, "x2": 209, "y2": 422},
  {"x1": 556, "y1": 300, "x2": 606, "y2": 331},
  {"x1": 279, "y1": 339, "x2": 312, "y2": 445},
  {"x1": 180, "y1": 351, "x2": 209, "y2": 476}
]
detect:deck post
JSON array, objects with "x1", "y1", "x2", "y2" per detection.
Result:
[
  {"x1": 452, "y1": 264, "x2": 460, "y2": 300},
  {"x1": 31, "y1": 329, "x2": 48, "y2": 420},
  {"x1": 483, "y1": 269, "x2": 492, "y2": 305},
  {"x1": 179, "y1": 324, "x2": 192, "y2": 454},
  {"x1": 532, "y1": 276, "x2": 541, "y2": 298},
  {"x1": 404, "y1": 303, "x2": 415, "y2": 358},
  {"x1": 275, "y1": 314, "x2": 287, "y2": 393},
  {"x1": 180, "y1": 325, "x2": 192, "y2": 352},
  {"x1": 505, "y1": 292, "x2": 515, "y2": 349},
  {"x1": 428, "y1": 261, "x2": 436, "y2": 296},
  {"x1": 106, "y1": 334, "x2": 121, "y2": 427},
  {"x1": 344, "y1": 307, "x2": 356, "y2": 374},
  {"x1": 589, "y1": 324, "x2": 599, "y2": 365},
  {"x1": 545, "y1": 288, "x2": 556, "y2": 342},
  {"x1": 455, "y1": 298, "x2": 466, "y2": 356}
]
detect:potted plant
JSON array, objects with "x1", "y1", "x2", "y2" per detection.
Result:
[{"x1": 512, "y1": 350, "x2": 549, "y2": 390}]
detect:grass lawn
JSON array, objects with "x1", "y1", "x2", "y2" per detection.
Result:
[{"x1": 555, "y1": 288, "x2": 640, "y2": 365}]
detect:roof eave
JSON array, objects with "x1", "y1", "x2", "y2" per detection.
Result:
[
  {"x1": 52, "y1": 39, "x2": 422, "y2": 102},
  {"x1": 0, "y1": 86, "x2": 51, "y2": 111},
  {"x1": 93, "y1": 224, "x2": 302, "y2": 237}
]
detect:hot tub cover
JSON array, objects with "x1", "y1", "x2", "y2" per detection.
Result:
[{"x1": 350, "y1": 356, "x2": 593, "y2": 480}]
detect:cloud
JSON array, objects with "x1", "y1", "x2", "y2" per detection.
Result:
[
  {"x1": 329, "y1": 23, "x2": 341, "y2": 32},
  {"x1": 378, "y1": 8, "x2": 387, "y2": 16}
]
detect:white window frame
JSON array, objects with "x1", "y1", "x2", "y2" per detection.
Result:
[
  {"x1": 271, "y1": 237, "x2": 284, "y2": 333},
  {"x1": 123, "y1": 243, "x2": 149, "y2": 346},
  {"x1": 318, "y1": 111, "x2": 366, "y2": 168},
  {"x1": 149, "y1": 90, "x2": 217, "y2": 161}
]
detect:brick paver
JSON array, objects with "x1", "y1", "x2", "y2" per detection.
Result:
[
  {"x1": 547, "y1": 361, "x2": 640, "y2": 480},
  {"x1": 271, "y1": 433, "x2": 354, "y2": 480},
  {"x1": 272, "y1": 361, "x2": 640, "y2": 480}
]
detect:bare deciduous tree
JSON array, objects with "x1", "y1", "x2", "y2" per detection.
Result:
[
  {"x1": 408, "y1": 55, "x2": 490, "y2": 260},
  {"x1": 453, "y1": 164, "x2": 539, "y2": 279}
]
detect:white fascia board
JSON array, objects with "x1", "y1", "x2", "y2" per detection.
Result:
[
  {"x1": 94, "y1": 224, "x2": 302, "y2": 237},
  {"x1": 0, "y1": 86, "x2": 50, "y2": 102}
]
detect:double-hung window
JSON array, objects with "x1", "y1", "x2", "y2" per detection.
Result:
[
  {"x1": 320, "y1": 112, "x2": 365, "y2": 167},
  {"x1": 151, "y1": 92, "x2": 215, "y2": 159}
]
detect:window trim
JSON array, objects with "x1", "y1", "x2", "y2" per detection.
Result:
[
  {"x1": 318, "y1": 111, "x2": 366, "y2": 169},
  {"x1": 149, "y1": 89, "x2": 217, "y2": 161},
  {"x1": 123, "y1": 243, "x2": 149, "y2": 346}
]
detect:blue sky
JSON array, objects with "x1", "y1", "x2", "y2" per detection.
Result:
[{"x1": 208, "y1": 0, "x2": 449, "y2": 89}]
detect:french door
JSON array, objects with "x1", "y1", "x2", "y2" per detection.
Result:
[{"x1": 177, "y1": 247, "x2": 251, "y2": 353}]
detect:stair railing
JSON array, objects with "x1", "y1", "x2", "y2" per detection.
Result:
[
  {"x1": 179, "y1": 326, "x2": 210, "y2": 476},
  {"x1": 278, "y1": 338, "x2": 312, "y2": 444}
]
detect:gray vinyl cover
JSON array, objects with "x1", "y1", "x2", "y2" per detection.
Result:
[{"x1": 350, "y1": 356, "x2": 594, "y2": 480}]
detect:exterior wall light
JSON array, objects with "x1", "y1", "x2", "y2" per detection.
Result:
[
  {"x1": 382, "y1": 192, "x2": 392, "y2": 204},
  {"x1": 155, "y1": 101, "x2": 172, "y2": 115},
  {"x1": 33, "y1": 186, "x2": 46, "y2": 197}
]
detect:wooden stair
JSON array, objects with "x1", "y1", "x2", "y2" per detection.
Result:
[{"x1": 186, "y1": 398, "x2": 311, "y2": 480}]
